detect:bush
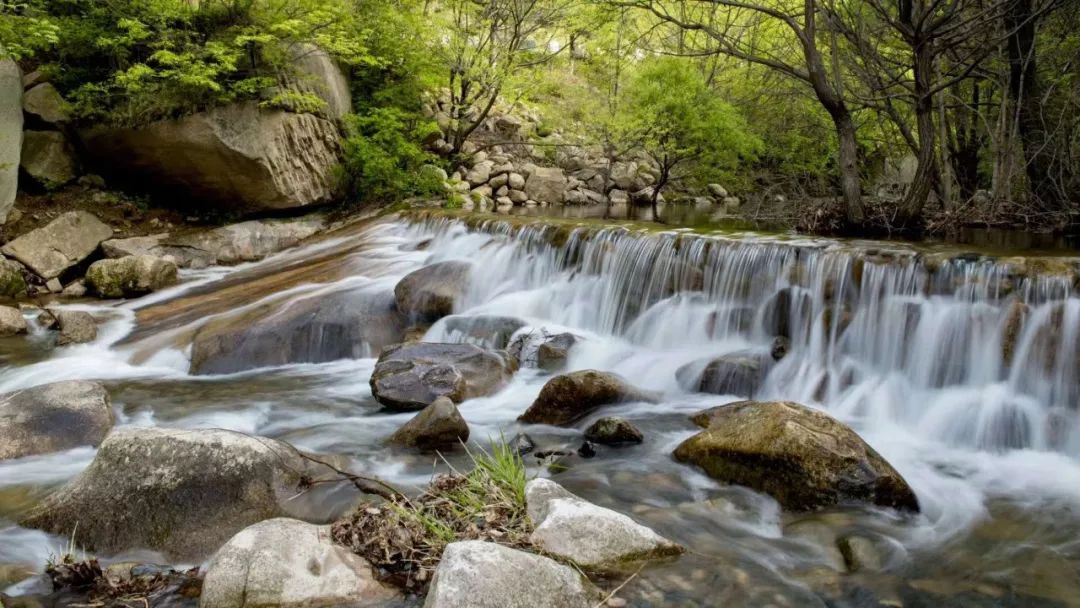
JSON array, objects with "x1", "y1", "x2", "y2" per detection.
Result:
[{"x1": 339, "y1": 106, "x2": 444, "y2": 203}]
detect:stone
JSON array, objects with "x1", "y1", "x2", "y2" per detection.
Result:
[
  {"x1": 22, "y1": 83, "x2": 69, "y2": 125},
  {"x1": 286, "y1": 44, "x2": 353, "y2": 120},
  {"x1": 45, "y1": 309, "x2": 97, "y2": 345},
  {"x1": 21, "y1": 427, "x2": 325, "y2": 561},
  {"x1": 674, "y1": 401, "x2": 920, "y2": 512},
  {"x1": 708, "y1": 183, "x2": 728, "y2": 198},
  {"x1": 80, "y1": 103, "x2": 342, "y2": 212},
  {"x1": 1, "y1": 211, "x2": 112, "y2": 279},
  {"x1": 609, "y1": 161, "x2": 645, "y2": 192},
  {"x1": 837, "y1": 535, "x2": 883, "y2": 573},
  {"x1": 0, "y1": 304, "x2": 27, "y2": 336},
  {"x1": 525, "y1": 479, "x2": 682, "y2": 570},
  {"x1": 524, "y1": 167, "x2": 568, "y2": 204},
  {"x1": 191, "y1": 288, "x2": 404, "y2": 375},
  {"x1": 370, "y1": 342, "x2": 515, "y2": 411},
  {"x1": 0, "y1": 381, "x2": 112, "y2": 460},
  {"x1": 491, "y1": 162, "x2": 514, "y2": 176},
  {"x1": 507, "y1": 330, "x2": 579, "y2": 370},
  {"x1": 45, "y1": 278, "x2": 62, "y2": 293},
  {"x1": 386, "y1": 396, "x2": 469, "y2": 449},
  {"x1": 489, "y1": 173, "x2": 509, "y2": 190},
  {"x1": 518, "y1": 370, "x2": 658, "y2": 426},
  {"x1": 0, "y1": 257, "x2": 26, "y2": 297},
  {"x1": 61, "y1": 279, "x2": 87, "y2": 298},
  {"x1": 441, "y1": 314, "x2": 526, "y2": 349},
  {"x1": 676, "y1": 353, "x2": 766, "y2": 397},
  {"x1": 394, "y1": 261, "x2": 472, "y2": 322},
  {"x1": 493, "y1": 114, "x2": 523, "y2": 137},
  {"x1": 496, "y1": 196, "x2": 513, "y2": 207},
  {"x1": 20, "y1": 130, "x2": 77, "y2": 186},
  {"x1": 630, "y1": 187, "x2": 663, "y2": 207},
  {"x1": 507, "y1": 172, "x2": 525, "y2": 190},
  {"x1": 584, "y1": 416, "x2": 643, "y2": 445},
  {"x1": 508, "y1": 189, "x2": 528, "y2": 204},
  {"x1": 722, "y1": 196, "x2": 741, "y2": 212},
  {"x1": 423, "y1": 541, "x2": 601, "y2": 608},
  {"x1": 200, "y1": 518, "x2": 400, "y2": 608},
  {"x1": 465, "y1": 161, "x2": 493, "y2": 187},
  {"x1": 85, "y1": 255, "x2": 178, "y2": 298},
  {"x1": 0, "y1": 59, "x2": 21, "y2": 224},
  {"x1": 21, "y1": 69, "x2": 43, "y2": 90},
  {"x1": 608, "y1": 189, "x2": 629, "y2": 205}
]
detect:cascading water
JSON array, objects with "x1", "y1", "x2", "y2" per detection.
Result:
[{"x1": 2, "y1": 212, "x2": 1079, "y2": 606}]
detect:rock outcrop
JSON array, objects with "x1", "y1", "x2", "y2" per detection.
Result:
[
  {"x1": 386, "y1": 396, "x2": 470, "y2": 449},
  {"x1": 370, "y1": 342, "x2": 515, "y2": 411},
  {"x1": 85, "y1": 255, "x2": 178, "y2": 298},
  {"x1": 675, "y1": 401, "x2": 920, "y2": 512},
  {"x1": 394, "y1": 261, "x2": 472, "y2": 322},
  {"x1": 518, "y1": 370, "x2": 658, "y2": 426},
  {"x1": 1, "y1": 211, "x2": 112, "y2": 279},
  {"x1": 0, "y1": 381, "x2": 113, "y2": 460},
  {"x1": 0, "y1": 59, "x2": 21, "y2": 224},
  {"x1": 200, "y1": 518, "x2": 400, "y2": 608}
]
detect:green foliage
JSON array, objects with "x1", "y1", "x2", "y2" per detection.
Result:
[
  {"x1": 340, "y1": 106, "x2": 443, "y2": 203},
  {"x1": 0, "y1": 1, "x2": 59, "y2": 60}
]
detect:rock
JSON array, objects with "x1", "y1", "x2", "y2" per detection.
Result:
[
  {"x1": 526, "y1": 479, "x2": 682, "y2": 570},
  {"x1": 191, "y1": 288, "x2": 404, "y2": 375},
  {"x1": 518, "y1": 370, "x2": 658, "y2": 426},
  {"x1": 45, "y1": 278, "x2": 62, "y2": 293},
  {"x1": 20, "y1": 130, "x2": 77, "y2": 186},
  {"x1": 200, "y1": 518, "x2": 400, "y2": 608},
  {"x1": 370, "y1": 342, "x2": 515, "y2": 411},
  {"x1": 674, "y1": 401, "x2": 920, "y2": 512},
  {"x1": 0, "y1": 304, "x2": 27, "y2": 336},
  {"x1": 608, "y1": 189, "x2": 629, "y2": 205},
  {"x1": 286, "y1": 44, "x2": 353, "y2": 120},
  {"x1": 1, "y1": 211, "x2": 112, "y2": 279},
  {"x1": 630, "y1": 187, "x2": 663, "y2": 206},
  {"x1": 0, "y1": 257, "x2": 26, "y2": 297},
  {"x1": 61, "y1": 279, "x2": 87, "y2": 298},
  {"x1": 423, "y1": 541, "x2": 601, "y2": 608},
  {"x1": 45, "y1": 309, "x2": 97, "y2": 345},
  {"x1": 837, "y1": 535, "x2": 883, "y2": 573},
  {"x1": 507, "y1": 172, "x2": 525, "y2": 190},
  {"x1": 771, "y1": 336, "x2": 790, "y2": 361},
  {"x1": 80, "y1": 103, "x2": 342, "y2": 212},
  {"x1": 576, "y1": 440, "x2": 596, "y2": 458},
  {"x1": 21, "y1": 427, "x2": 323, "y2": 561},
  {"x1": 536, "y1": 332, "x2": 576, "y2": 370},
  {"x1": 493, "y1": 114, "x2": 523, "y2": 137},
  {"x1": 0, "y1": 381, "x2": 112, "y2": 460},
  {"x1": 22, "y1": 83, "x2": 69, "y2": 125},
  {"x1": 511, "y1": 433, "x2": 536, "y2": 455},
  {"x1": 21, "y1": 69, "x2": 43, "y2": 90},
  {"x1": 85, "y1": 255, "x2": 178, "y2": 298},
  {"x1": 394, "y1": 261, "x2": 472, "y2": 322},
  {"x1": 386, "y1": 396, "x2": 469, "y2": 449},
  {"x1": 489, "y1": 173, "x2": 509, "y2": 190},
  {"x1": 508, "y1": 189, "x2": 528, "y2": 204},
  {"x1": 584, "y1": 416, "x2": 643, "y2": 445},
  {"x1": 524, "y1": 167, "x2": 568, "y2": 204},
  {"x1": 441, "y1": 314, "x2": 526, "y2": 349},
  {"x1": 465, "y1": 161, "x2": 493, "y2": 187},
  {"x1": 676, "y1": 353, "x2": 766, "y2": 397},
  {"x1": 0, "y1": 59, "x2": 21, "y2": 224},
  {"x1": 722, "y1": 196, "x2": 741, "y2": 212},
  {"x1": 708, "y1": 184, "x2": 728, "y2": 198}
]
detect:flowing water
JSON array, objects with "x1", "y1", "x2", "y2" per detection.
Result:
[{"x1": 2, "y1": 212, "x2": 1080, "y2": 606}]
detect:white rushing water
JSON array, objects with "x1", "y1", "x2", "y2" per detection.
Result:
[{"x1": 2, "y1": 214, "x2": 1079, "y2": 602}]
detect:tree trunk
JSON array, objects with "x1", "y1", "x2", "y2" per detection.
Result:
[
  {"x1": 898, "y1": 41, "x2": 936, "y2": 228},
  {"x1": 831, "y1": 111, "x2": 864, "y2": 225}
]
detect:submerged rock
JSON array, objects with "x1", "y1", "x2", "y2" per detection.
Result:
[
  {"x1": 386, "y1": 396, "x2": 470, "y2": 449},
  {"x1": 0, "y1": 381, "x2": 112, "y2": 460},
  {"x1": 518, "y1": 370, "x2": 658, "y2": 426},
  {"x1": 675, "y1": 401, "x2": 919, "y2": 512},
  {"x1": 21, "y1": 427, "x2": 322, "y2": 561},
  {"x1": 507, "y1": 330, "x2": 579, "y2": 370},
  {"x1": 85, "y1": 255, "x2": 178, "y2": 298},
  {"x1": 0, "y1": 304, "x2": 26, "y2": 336},
  {"x1": 676, "y1": 353, "x2": 766, "y2": 397},
  {"x1": 42, "y1": 309, "x2": 97, "y2": 345},
  {"x1": 370, "y1": 342, "x2": 514, "y2": 411},
  {"x1": 201, "y1": 518, "x2": 400, "y2": 608},
  {"x1": 525, "y1": 479, "x2": 683, "y2": 570},
  {"x1": 584, "y1": 416, "x2": 643, "y2": 445},
  {"x1": 394, "y1": 261, "x2": 472, "y2": 322},
  {"x1": 441, "y1": 314, "x2": 526, "y2": 349},
  {"x1": 423, "y1": 541, "x2": 601, "y2": 608},
  {"x1": 0, "y1": 211, "x2": 112, "y2": 279}
]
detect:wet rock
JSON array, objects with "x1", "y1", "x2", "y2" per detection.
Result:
[
  {"x1": 576, "y1": 441, "x2": 596, "y2": 458},
  {"x1": 85, "y1": 255, "x2": 178, "y2": 298},
  {"x1": 525, "y1": 479, "x2": 683, "y2": 571},
  {"x1": 0, "y1": 305, "x2": 26, "y2": 336},
  {"x1": 508, "y1": 330, "x2": 579, "y2": 370},
  {"x1": 386, "y1": 396, "x2": 470, "y2": 449},
  {"x1": 675, "y1": 401, "x2": 919, "y2": 512},
  {"x1": 676, "y1": 353, "x2": 766, "y2": 397},
  {"x1": 44, "y1": 309, "x2": 97, "y2": 345},
  {"x1": 511, "y1": 433, "x2": 536, "y2": 455},
  {"x1": 1000, "y1": 299, "x2": 1027, "y2": 366},
  {"x1": 584, "y1": 416, "x2": 643, "y2": 445},
  {"x1": 21, "y1": 427, "x2": 322, "y2": 561},
  {"x1": 0, "y1": 257, "x2": 26, "y2": 297},
  {"x1": 370, "y1": 342, "x2": 514, "y2": 411},
  {"x1": 394, "y1": 261, "x2": 472, "y2": 322},
  {"x1": 0, "y1": 381, "x2": 112, "y2": 460},
  {"x1": 191, "y1": 288, "x2": 404, "y2": 375},
  {"x1": 761, "y1": 287, "x2": 812, "y2": 340},
  {"x1": 837, "y1": 535, "x2": 883, "y2": 573},
  {"x1": 424, "y1": 541, "x2": 601, "y2": 608},
  {"x1": 771, "y1": 336, "x2": 790, "y2": 361},
  {"x1": 20, "y1": 131, "x2": 77, "y2": 187},
  {"x1": 201, "y1": 518, "x2": 400, "y2": 608},
  {"x1": 0, "y1": 59, "x2": 20, "y2": 224},
  {"x1": 518, "y1": 370, "x2": 659, "y2": 426},
  {"x1": 1, "y1": 211, "x2": 112, "y2": 279},
  {"x1": 524, "y1": 167, "x2": 568, "y2": 204},
  {"x1": 441, "y1": 314, "x2": 526, "y2": 349}
]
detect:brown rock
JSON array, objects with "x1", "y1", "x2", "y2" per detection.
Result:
[
  {"x1": 370, "y1": 342, "x2": 515, "y2": 411},
  {"x1": 394, "y1": 261, "x2": 471, "y2": 322},
  {"x1": 518, "y1": 370, "x2": 658, "y2": 426},
  {"x1": 386, "y1": 396, "x2": 470, "y2": 449}
]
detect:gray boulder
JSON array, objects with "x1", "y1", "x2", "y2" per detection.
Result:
[
  {"x1": 200, "y1": 518, "x2": 400, "y2": 608},
  {"x1": 394, "y1": 261, "x2": 472, "y2": 322},
  {"x1": 583, "y1": 416, "x2": 643, "y2": 445},
  {"x1": 0, "y1": 381, "x2": 113, "y2": 460},
  {"x1": 22, "y1": 83, "x2": 69, "y2": 125},
  {"x1": 0, "y1": 257, "x2": 26, "y2": 297},
  {"x1": 0, "y1": 59, "x2": 21, "y2": 223},
  {"x1": 518, "y1": 370, "x2": 658, "y2": 426},
  {"x1": 80, "y1": 103, "x2": 342, "y2": 212},
  {"x1": 1, "y1": 211, "x2": 113, "y2": 279},
  {"x1": 0, "y1": 304, "x2": 26, "y2": 336},
  {"x1": 386, "y1": 396, "x2": 470, "y2": 449},
  {"x1": 525, "y1": 479, "x2": 682, "y2": 570},
  {"x1": 370, "y1": 342, "x2": 515, "y2": 411},
  {"x1": 524, "y1": 167, "x2": 567, "y2": 204},
  {"x1": 21, "y1": 427, "x2": 324, "y2": 561},
  {"x1": 42, "y1": 309, "x2": 97, "y2": 345},
  {"x1": 507, "y1": 331, "x2": 579, "y2": 371},
  {"x1": 85, "y1": 255, "x2": 178, "y2": 298},
  {"x1": 423, "y1": 541, "x2": 601, "y2": 608},
  {"x1": 20, "y1": 130, "x2": 77, "y2": 186}
]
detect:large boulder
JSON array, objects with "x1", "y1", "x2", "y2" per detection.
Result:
[
  {"x1": 524, "y1": 167, "x2": 568, "y2": 204},
  {"x1": 675, "y1": 401, "x2": 920, "y2": 512},
  {"x1": 386, "y1": 396, "x2": 470, "y2": 449},
  {"x1": 0, "y1": 257, "x2": 26, "y2": 297},
  {"x1": 191, "y1": 288, "x2": 405, "y2": 375},
  {"x1": 20, "y1": 130, "x2": 78, "y2": 187},
  {"x1": 676, "y1": 353, "x2": 766, "y2": 397},
  {"x1": 21, "y1": 427, "x2": 323, "y2": 561},
  {"x1": 22, "y1": 83, "x2": 69, "y2": 125},
  {"x1": 370, "y1": 342, "x2": 515, "y2": 411},
  {"x1": 518, "y1": 370, "x2": 658, "y2": 426},
  {"x1": 42, "y1": 308, "x2": 98, "y2": 345},
  {"x1": 0, "y1": 59, "x2": 21, "y2": 224},
  {"x1": 0, "y1": 381, "x2": 113, "y2": 460},
  {"x1": 80, "y1": 103, "x2": 342, "y2": 212},
  {"x1": 85, "y1": 255, "x2": 178, "y2": 298},
  {"x1": 0, "y1": 304, "x2": 26, "y2": 336},
  {"x1": 394, "y1": 261, "x2": 472, "y2": 322},
  {"x1": 1, "y1": 211, "x2": 112, "y2": 279},
  {"x1": 286, "y1": 44, "x2": 353, "y2": 121},
  {"x1": 525, "y1": 479, "x2": 682, "y2": 570},
  {"x1": 200, "y1": 518, "x2": 400, "y2": 608},
  {"x1": 423, "y1": 541, "x2": 601, "y2": 608}
]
